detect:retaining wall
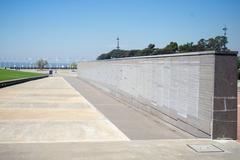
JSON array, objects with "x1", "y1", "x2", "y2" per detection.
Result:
[
  {"x1": 0, "y1": 75, "x2": 48, "y2": 88},
  {"x1": 77, "y1": 51, "x2": 237, "y2": 139}
]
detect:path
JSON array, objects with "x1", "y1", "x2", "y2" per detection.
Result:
[
  {"x1": 64, "y1": 75, "x2": 194, "y2": 139},
  {"x1": 0, "y1": 76, "x2": 128, "y2": 143},
  {"x1": 0, "y1": 139, "x2": 239, "y2": 160},
  {"x1": 0, "y1": 72, "x2": 239, "y2": 160}
]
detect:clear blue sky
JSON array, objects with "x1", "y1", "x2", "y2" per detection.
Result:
[{"x1": 0, "y1": 0, "x2": 239, "y2": 62}]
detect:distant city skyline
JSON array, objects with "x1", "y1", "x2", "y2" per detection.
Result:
[{"x1": 0, "y1": 0, "x2": 240, "y2": 62}]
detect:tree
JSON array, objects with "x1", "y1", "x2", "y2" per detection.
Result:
[
  {"x1": 197, "y1": 39, "x2": 208, "y2": 51},
  {"x1": 207, "y1": 36, "x2": 228, "y2": 51},
  {"x1": 214, "y1": 36, "x2": 228, "y2": 51},
  {"x1": 164, "y1": 42, "x2": 178, "y2": 53},
  {"x1": 148, "y1": 44, "x2": 155, "y2": 49},
  {"x1": 70, "y1": 62, "x2": 77, "y2": 69},
  {"x1": 179, "y1": 42, "x2": 194, "y2": 52},
  {"x1": 140, "y1": 44, "x2": 156, "y2": 56},
  {"x1": 207, "y1": 38, "x2": 216, "y2": 50},
  {"x1": 96, "y1": 35, "x2": 231, "y2": 60},
  {"x1": 36, "y1": 59, "x2": 48, "y2": 70},
  {"x1": 97, "y1": 53, "x2": 111, "y2": 60},
  {"x1": 152, "y1": 48, "x2": 164, "y2": 55}
]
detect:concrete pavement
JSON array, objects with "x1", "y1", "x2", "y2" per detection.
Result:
[
  {"x1": 0, "y1": 76, "x2": 128, "y2": 143},
  {"x1": 0, "y1": 71, "x2": 239, "y2": 160},
  {"x1": 0, "y1": 139, "x2": 239, "y2": 160},
  {"x1": 64, "y1": 76, "x2": 194, "y2": 139}
]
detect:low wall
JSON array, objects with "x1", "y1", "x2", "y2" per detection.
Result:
[
  {"x1": 77, "y1": 51, "x2": 237, "y2": 139},
  {"x1": 0, "y1": 75, "x2": 48, "y2": 88}
]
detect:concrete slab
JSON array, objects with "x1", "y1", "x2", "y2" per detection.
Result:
[
  {"x1": 0, "y1": 139, "x2": 239, "y2": 160},
  {"x1": 0, "y1": 108, "x2": 104, "y2": 121},
  {"x1": 0, "y1": 71, "x2": 239, "y2": 160},
  {"x1": 0, "y1": 77, "x2": 129, "y2": 143},
  {"x1": 0, "y1": 121, "x2": 127, "y2": 143},
  {"x1": 64, "y1": 76, "x2": 194, "y2": 139}
]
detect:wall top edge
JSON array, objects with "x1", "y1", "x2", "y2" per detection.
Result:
[{"x1": 80, "y1": 51, "x2": 238, "y2": 63}]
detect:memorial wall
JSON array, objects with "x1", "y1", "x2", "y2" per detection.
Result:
[{"x1": 77, "y1": 51, "x2": 237, "y2": 139}]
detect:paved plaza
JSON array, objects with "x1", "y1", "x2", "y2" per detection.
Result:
[
  {"x1": 64, "y1": 76, "x2": 194, "y2": 140},
  {"x1": 0, "y1": 72, "x2": 239, "y2": 159},
  {"x1": 0, "y1": 139, "x2": 239, "y2": 160},
  {"x1": 0, "y1": 76, "x2": 128, "y2": 143}
]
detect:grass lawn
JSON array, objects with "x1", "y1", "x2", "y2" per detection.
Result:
[{"x1": 0, "y1": 69, "x2": 46, "y2": 81}]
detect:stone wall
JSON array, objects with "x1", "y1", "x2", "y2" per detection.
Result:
[{"x1": 77, "y1": 51, "x2": 237, "y2": 139}]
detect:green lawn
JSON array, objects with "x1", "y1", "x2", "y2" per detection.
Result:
[{"x1": 0, "y1": 69, "x2": 46, "y2": 81}]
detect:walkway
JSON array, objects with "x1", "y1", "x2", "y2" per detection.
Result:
[
  {"x1": 0, "y1": 76, "x2": 128, "y2": 143},
  {"x1": 64, "y1": 76, "x2": 193, "y2": 139},
  {"x1": 0, "y1": 72, "x2": 239, "y2": 160},
  {"x1": 0, "y1": 139, "x2": 239, "y2": 160}
]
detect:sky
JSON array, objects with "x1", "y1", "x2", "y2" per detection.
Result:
[{"x1": 0, "y1": 0, "x2": 240, "y2": 62}]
